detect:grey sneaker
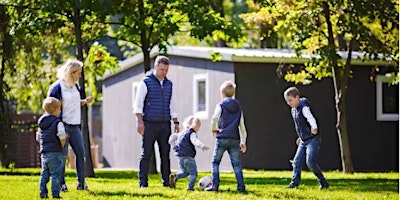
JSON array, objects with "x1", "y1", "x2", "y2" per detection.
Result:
[
  {"x1": 76, "y1": 182, "x2": 89, "y2": 190},
  {"x1": 60, "y1": 184, "x2": 68, "y2": 192}
]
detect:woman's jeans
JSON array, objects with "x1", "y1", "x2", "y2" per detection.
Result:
[{"x1": 60, "y1": 124, "x2": 86, "y2": 184}]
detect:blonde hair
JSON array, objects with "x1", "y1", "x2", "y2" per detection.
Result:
[
  {"x1": 56, "y1": 59, "x2": 83, "y2": 84},
  {"x1": 220, "y1": 80, "x2": 236, "y2": 97},
  {"x1": 42, "y1": 97, "x2": 61, "y2": 115},
  {"x1": 284, "y1": 87, "x2": 300, "y2": 98},
  {"x1": 182, "y1": 115, "x2": 201, "y2": 130}
]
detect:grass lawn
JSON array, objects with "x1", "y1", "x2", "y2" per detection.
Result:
[{"x1": 0, "y1": 168, "x2": 398, "y2": 199}]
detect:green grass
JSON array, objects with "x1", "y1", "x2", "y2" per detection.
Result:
[{"x1": 0, "y1": 168, "x2": 398, "y2": 199}]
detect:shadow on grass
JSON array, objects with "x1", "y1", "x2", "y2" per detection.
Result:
[
  {"x1": 220, "y1": 176, "x2": 398, "y2": 193},
  {"x1": 88, "y1": 190, "x2": 172, "y2": 198}
]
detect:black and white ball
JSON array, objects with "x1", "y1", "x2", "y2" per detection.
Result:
[{"x1": 198, "y1": 176, "x2": 213, "y2": 190}]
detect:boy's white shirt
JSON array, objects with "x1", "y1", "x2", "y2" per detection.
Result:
[
  {"x1": 57, "y1": 122, "x2": 67, "y2": 140},
  {"x1": 301, "y1": 106, "x2": 318, "y2": 129},
  {"x1": 211, "y1": 104, "x2": 248, "y2": 145},
  {"x1": 133, "y1": 71, "x2": 177, "y2": 118},
  {"x1": 169, "y1": 130, "x2": 205, "y2": 149}
]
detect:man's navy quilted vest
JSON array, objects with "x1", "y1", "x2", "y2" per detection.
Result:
[{"x1": 143, "y1": 73, "x2": 173, "y2": 122}]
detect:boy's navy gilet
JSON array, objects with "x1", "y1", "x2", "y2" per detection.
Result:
[
  {"x1": 292, "y1": 97, "x2": 317, "y2": 141},
  {"x1": 175, "y1": 128, "x2": 196, "y2": 158},
  {"x1": 216, "y1": 98, "x2": 242, "y2": 140},
  {"x1": 38, "y1": 114, "x2": 62, "y2": 153},
  {"x1": 47, "y1": 80, "x2": 81, "y2": 121},
  {"x1": 143, "y1": 73, "x2": 172, "y2": 122}
]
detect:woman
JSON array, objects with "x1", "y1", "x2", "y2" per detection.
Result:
[{"x1": 47, "y1": 59, "x2": 92, "y2": 192}]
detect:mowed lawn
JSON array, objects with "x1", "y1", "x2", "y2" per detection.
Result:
[{"x1": 0, "y1": 168, "x2": 398, "y2": 199}]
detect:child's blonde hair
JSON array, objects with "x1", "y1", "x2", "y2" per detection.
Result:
[
  {"x1": 57, "y1": 59, "x2": 83, "y2": 84},
  {"x1": 220, "y1": 80, "x2": 236, "y2": 97},
  {"x1": 42, "y1": 97, "x2": 61, "y2": 115},
  {"x1": 182, "y1": 115, "x2": 201, "y2": 130},
  {"x1": 283, "y1": 87, "x2": 300, "y2": 98}
]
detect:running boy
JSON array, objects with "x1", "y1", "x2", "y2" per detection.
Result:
[
  {"x1": 207, "y1": 80, "x2": 248, "y2": 193},
  {"x1": 283, "y1": 86, "x2": 329, "y2": 189},
  {"x1": 168, "y1": 116, "x2": 209, "y2": 191},
  {"x1": 38, "y1": 97, "x2": 68, "y2": 198}
]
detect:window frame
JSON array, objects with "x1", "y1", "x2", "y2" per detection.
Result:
[
  {"x1": 376, "y1": 75, "x2": 399, "y2": 121},
  {"x1": 193, "y1": 74, "x2": 209, "y2": 119}
]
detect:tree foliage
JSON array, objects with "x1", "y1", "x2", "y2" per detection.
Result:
[{"x1": 243, "y1": 0, "x2": 398, "y2": 173}]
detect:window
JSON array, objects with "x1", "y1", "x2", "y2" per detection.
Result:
[
  {"x1": 376, "y1": 75, "x2": 399, "y2": 121},
  {"x1": 193, "y1": 74, "x2": 209, "y2": 119},
  {"x1": 132, "y1": 82, "x2": 140, "y2": 111}
]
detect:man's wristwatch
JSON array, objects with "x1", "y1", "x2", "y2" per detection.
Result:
[{"x1": 174, "y1": 121, "x2": 179, "y2": 125}]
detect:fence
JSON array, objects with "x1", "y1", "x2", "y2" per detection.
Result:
[{"x1": 11, "y1": 113, "x2": 41, "y2": 168}]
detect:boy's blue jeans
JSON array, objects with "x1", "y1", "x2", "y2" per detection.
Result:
[
  {"x1": 40, "y1": 152, "x2": 64, "y2": 197},
  {"x1": 290, "y1": 135, "x2": 327, "y2": 186},
  {"x1": 211, "y1": 138, "x2": 245, "y2": 192},
  {"x1": 60, "y1": 124, "x2": 86, "y2": 185},
  {"x1": 175, "y1": 157, "x2": 197, "y2": 190}
]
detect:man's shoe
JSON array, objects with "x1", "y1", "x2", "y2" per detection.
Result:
[
  {"x1": 169, "y1": 174, "x2": 176, "y2": 188},
  {"x1": 52, "y1": 195, "x2": 62, "y2": 199},
  {"x1": 76, "y1": 182, "x2": 89, "y2": 190},
  {"x1": 60, "y1": 184, "x2": 68, "y2": 192},
  {"x1": 39, "y1": 193, "x2": 48, "y2": 199}
]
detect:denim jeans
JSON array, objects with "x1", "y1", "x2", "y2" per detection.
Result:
[
  {"x1": 60, "y1": 124, "x2": 86, "y2": 184},
  {"x1": 290, "y1": 135, "x2": 327, "y2": 186},
  {"x1": 211, "y1": 138, "x2": 245, "y2": 192},
  {"x1": 175, "y1": 157, "x2": 197, "y2": 190},
  {"x1": 139, "y1": 121, "x2": 171, "y2": 186},
  {"x1": 40, "y1": 152, "x2": 64, "y2": 197}
]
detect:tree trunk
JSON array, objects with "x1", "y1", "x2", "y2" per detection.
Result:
[
  {"x1": 323, "y1": 2, "x2": 354, "y2": 173},
  {"x1": 0, "y1": 6, "x2": 12, "y2": 168},
  {"x1": 73, "y1": 0, "x2": 95, "y2": 177}
]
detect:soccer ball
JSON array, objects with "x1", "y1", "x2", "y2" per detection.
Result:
[{"x1": 198, "y1": 176, "x2": 213, "y2": 190}]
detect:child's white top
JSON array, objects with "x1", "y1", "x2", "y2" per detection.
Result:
[{"x1": 169, "y1": 130, "x2": 205, "y2": 149}]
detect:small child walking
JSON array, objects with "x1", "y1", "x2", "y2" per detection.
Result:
[
  {"x1": 168, "y1": 116, "x2": 209, "y2": 191},
  {"x1": 283, "y1": 86, "x2": 329, "y2": 189},
  {"x1": 38, "y1": 97, "x2": 68, "y2": 198}
]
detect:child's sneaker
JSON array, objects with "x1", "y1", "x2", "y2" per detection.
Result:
[
  {"x1": 205, "y1": 187, "x2": 218, "y2": 192},
  {"x1": 319, "y1": 182, "x2": 329, "y2": 190},
  {"x1": 76, "y1": 182, "x2": 89, "y2": 190},
  {"x1": 187, "y1": 188, "x2": 194, "y2": 191},
  {"x1": 169, "y1": 174, "x2": 176, "y2": 188},
  {"x1": 286, "y1": 184, "x2": 298, "y2": 189},
  {"x1": 60, "y1": 184, "x2": 68, "y2": 192}
]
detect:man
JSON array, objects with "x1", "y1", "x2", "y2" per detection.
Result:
[{"x1": 134, "y1": 55, "x2": 180, "y2": 188}]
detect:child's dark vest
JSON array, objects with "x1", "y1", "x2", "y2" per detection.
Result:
[
  {"x1": 292, "y1": 98, "x2": 317, "y2": 141},
  {"x1": 176, "y1": 129, "x2": 196, "y2": 158},
  {"x1": 47, "y1": 80, "x2": 81, "y2": 121},
  {"x1": 216, "y1": 98, "x2": 241, "y2": 140},
  {"x1": 38, "y1": 115, "x2": 62, "y2": 153},
  {"x1": 143, "y1": 73, "x2": 173, "y2": 122}
]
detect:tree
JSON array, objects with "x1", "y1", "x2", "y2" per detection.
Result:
[
  {"x1": 0, "y1": 0, "x2": 119, "y2": 173},
  {"x1": 247, "y1": 0, "x2": 398, "y2": 173},
  {"x1": 108, "y1": 0, "x2": 241, "y2": 72}
]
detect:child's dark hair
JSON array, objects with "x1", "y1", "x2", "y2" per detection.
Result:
[{"x1": 284, "y1": 87, "x2": 300, "y2": 98}]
